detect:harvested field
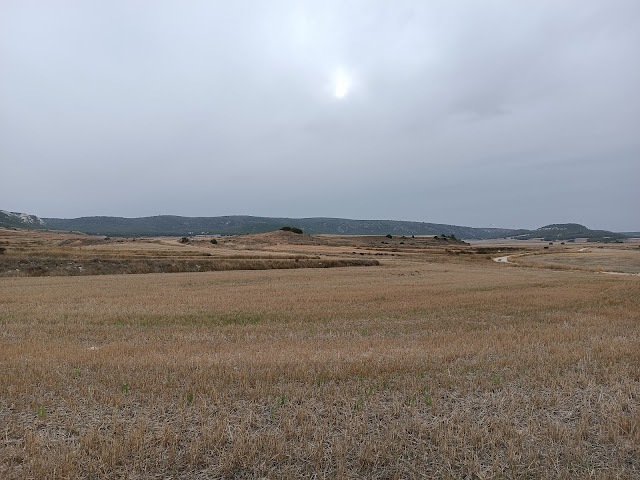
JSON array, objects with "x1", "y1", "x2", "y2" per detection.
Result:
[
  {"x1": 0, "y1": 229, "x2": 378, "y2": 277},
  {"x1": 1, "y1": 229, "x2": 639, "y2": 478},
  {"x1": 0, "y1": 255, "x2": 378, "y2": 277},
  {"x1": 516, "y1": 247, "x2": 640, "y2": 274}
]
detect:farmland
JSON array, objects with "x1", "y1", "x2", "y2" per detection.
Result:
[{"x1": 1, "y1": 228, "x2": 639, "y2": 478}]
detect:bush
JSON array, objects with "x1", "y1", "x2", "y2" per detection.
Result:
[
  {"x1": 0, "y1": 247, "x2": 5, "y2": 254},
  {"x1": 386, "y1": 234, "x2": 392, "y2": 239},
  {"x1": 210, "y1": 239, "x2": 218, "y2": 244},
  {"x1": 180, "y1": 237, "x2": 189, "y2": 244},
  {"x1": 280, "y1": 226, "x2": 303, "y2": 234}
]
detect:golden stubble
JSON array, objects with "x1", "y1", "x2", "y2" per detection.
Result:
[{"x1": 1, "y1": 238, "x2": 639, "y2": 479}]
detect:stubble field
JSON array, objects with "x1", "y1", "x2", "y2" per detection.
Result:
[{"x1": 1, "y1": 229, "x2": 639, "y2": 479}]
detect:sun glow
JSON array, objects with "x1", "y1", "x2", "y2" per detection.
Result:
[{"x1": 334, "y1": 70, "x2": 351, "y2": 98}]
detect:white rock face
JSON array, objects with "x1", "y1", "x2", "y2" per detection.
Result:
[{"x1": 0, "y1": 209, "x2": 45, "y2": 225}]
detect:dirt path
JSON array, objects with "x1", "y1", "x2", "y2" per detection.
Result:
[
  {"x1": 600, "y1": 271, "x2": 640, "y2": 277},
  {"x1": 494, "y1": 253, "x2": 640, "y2": 277}
]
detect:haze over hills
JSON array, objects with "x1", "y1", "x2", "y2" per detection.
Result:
[{"x1": 0, "y1": 209, "x2": 636, "y2": 241}]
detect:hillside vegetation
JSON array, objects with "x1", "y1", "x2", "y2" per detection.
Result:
[
  {"x1": 512, "y1": 223, "x2": 628, "y2": 242},
  {"x1": 0, "y1": 210, "x2": 44, "y2": 229},
  {"x1": 2, "y1": 209, "x2": 636, "y2": 241},
  {"x1": 40, "y1": 215, "x2": 513, "y2": 239}
]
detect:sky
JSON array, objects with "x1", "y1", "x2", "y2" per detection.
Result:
[{"x1": 1, "y1": 1, "x2": 639, "y2": 231}]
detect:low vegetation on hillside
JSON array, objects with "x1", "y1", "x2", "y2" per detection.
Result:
[
  {"x1": 0, "y1": 210, "x2": 44, "y2": 229},
  {"x1": 512, "y1": 223, "x2": 628, "y2": 242},
  {"x1": 35, "y1": 214, "x2": 514, "y2": 238},
  {"x1": 280, "y1": 226, "x2": 303, "y2": 234}
]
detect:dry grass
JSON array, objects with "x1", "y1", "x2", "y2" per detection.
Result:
[
  {"x1": 1, "y1": 229, "x2": 639, "y2": 478},
  {"x1": 0, "y1": 229, "x2": 378, "y2": 277},
  {"x1": 516, "y1": 248, "x2": 640, "y2": 274}
]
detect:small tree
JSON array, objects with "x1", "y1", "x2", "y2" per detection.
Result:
[{"x1": 281, "y1": 226, "x2": 303, "y2": 234}]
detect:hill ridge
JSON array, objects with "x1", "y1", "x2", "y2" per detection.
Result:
[
  {"x1": 39, "y1": 214, "x2": 512, "y2": 239},
  {"x1": 1, "y1": 209, "x2": 636, "y2": 240},
  {"x1": 512, "y1": 223, "x2": 627, "y2": 242}
]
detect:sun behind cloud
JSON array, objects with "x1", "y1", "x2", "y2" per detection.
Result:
[{"x1": 334, "y1": 70, "x2": 351, "y2": 98}]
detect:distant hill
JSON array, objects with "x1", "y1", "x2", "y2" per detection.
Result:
[
  {"x1": 0, "y1": 210, "x2": 45, "y2": 229},
  {"x1": 511, "y1": 223, "x2": 627, "y2": 242},
  {"x1": 40, "y1": 215, "x2": 514, "y2": 239},
  {"x1": 3, "y1": 209, "x2": 634, "y2": 241}
]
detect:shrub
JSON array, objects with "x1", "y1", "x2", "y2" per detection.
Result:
[
  {"x1": 280, "y1": 226, "x2": 303, "y2": 234},
  {"x1": 0, "y1": 247, "x2": 5, "y2": 254},
  {"x1": 180, "y1": 237, "x2": 189, "y2": 244},
  {"x1": 386, "y1": 234, "x2": 393, "y2": 239},
  {"x1": 210, "y1": 239, "x2": 218, "y2": 245}
]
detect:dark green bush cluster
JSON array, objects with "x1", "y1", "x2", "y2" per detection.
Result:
[
  {"x1": 435, "y1": 234, "x2": 457, "y2": 241},
  {"x1": 280, "y1": 226, "x2": 303, "y2": 234},
  {"x1": 179, "y1": 237, "x2": 189, "y2": 244},
  {"x1": 210, "y1": 239, "x2": 218, "y2": 244}
]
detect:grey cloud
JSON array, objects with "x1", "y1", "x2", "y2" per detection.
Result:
[{"x1": 1, "y1": 0, "x2": 638, "y2": 230}]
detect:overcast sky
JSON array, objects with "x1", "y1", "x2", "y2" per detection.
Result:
[{"x1": 1, "y1": 1, "x2": 638, "y2": 230}]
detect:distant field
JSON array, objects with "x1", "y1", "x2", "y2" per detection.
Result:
[
  {"x1": 1, "y1": 229, "x2": 639, "y2": 478},
  {"x1": 0, "y1": 229, "x2": 379, "y2": 276},
  {"x1": 517, "y1": 248, "x2": 640, "y2": 274}
]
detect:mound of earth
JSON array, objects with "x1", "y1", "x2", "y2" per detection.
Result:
[{"x1": 226, "y1": 230, "x2": 331, "y2": 246}]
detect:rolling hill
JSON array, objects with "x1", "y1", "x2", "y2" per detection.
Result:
[
  {"x1": 2, "y1": 209, "x2": 635, "y2": 241},
  {"x1": 511, "y1": 223, "x2": 628, "y2": 242},
  {"x1": 0, "y1": 210, "x2": 45, "y2": 229},
  {"x1": 40, "y1": 215, "x2": 514, "y2": 239}
]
